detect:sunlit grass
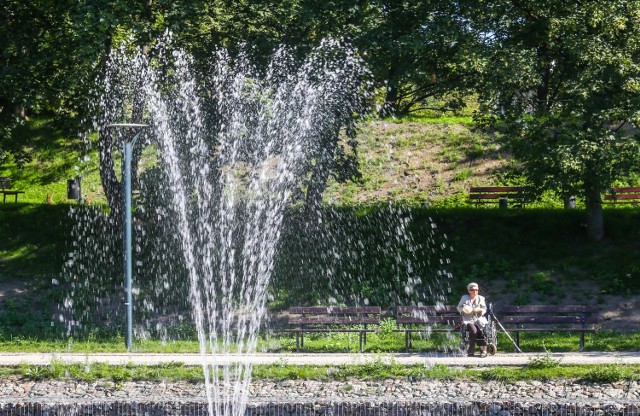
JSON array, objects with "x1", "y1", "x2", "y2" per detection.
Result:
[
  {"x1": 6, "y1": 361, "x2": 640, "y2": 383},
  {"x1": 0, "y1": 330, "x2": 638, "y2": 354},
  {"x1": 1, "y1": 118, "x2": 105, "y2": 205}
]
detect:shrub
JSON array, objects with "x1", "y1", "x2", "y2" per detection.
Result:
[
  {"x1": 527, "y1": 353, "x2": 562, "y2": 369},
  {"x1": 583, "y1": 364, "x2": 628, "y2": 383}
]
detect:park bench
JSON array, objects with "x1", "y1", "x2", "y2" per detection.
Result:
[
  {"x1": 603, "y1": 187, "x2": 640, "y2": 205},
  {"x1": 498, "y1": 305, "x2": 598, "y2": 351},
  {"x1": 469, "y1": 186, "x2": 528, "y2": 208},
  {"x1": 394, "y1": 305, "x2": 460, "y2": 352},
  {"x1": 0, "y1": 177, "x2": 25, "y2": 203},
  {"x1": 286, "y1": 306, "x2": 381, "y2": 352}
]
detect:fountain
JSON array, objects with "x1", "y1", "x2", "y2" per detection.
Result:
[{"x1": 61, "y1": 38, "x2": 412, "y2": 415}]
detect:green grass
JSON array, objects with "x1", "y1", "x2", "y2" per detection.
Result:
[
  {"x1": 0, "y1": 204, "x2": 71, "y2": 279},
  {"x1": 0, "y1": 328, "x2": 637, "y2": 354},
  {"x1": 5, "y1": 361, "x2": 640, "y2": 383},
  {"x1": 1, "y1": 118, "x2": 104, "y2": 205}
]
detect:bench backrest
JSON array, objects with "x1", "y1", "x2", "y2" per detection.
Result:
[
  {"x1": 499, "y1": 305, "x2": 598, "y2": 326},
  {"x1": 0, "y1": 177, "x2": 12, "y2": 190},
  {"x1": 469, "y1": 186, "x2": 528, "y2": 201},
  {"x1": 396, "y1": 305, "x2": 460, "y2": 325},
  {"x1": 604, "y1": 187, "x2": 640, "y2": 202},
  {"x1": 470, "y1": 186, "x2": 526, "y2": 193},
  {"x1": 288, "y1": 306, "x2": 381, "y2": 326}
]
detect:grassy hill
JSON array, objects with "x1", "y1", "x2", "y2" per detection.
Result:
[
  {"x1": 325, "y1": 116, "x2": 511, "y2": 206},
  {"x1": 1, "y1": 118, "x2": 105, "y2": 205}
]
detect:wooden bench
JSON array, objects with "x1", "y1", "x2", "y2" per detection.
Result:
[
  {"x1": 469, "y1": 186, "x2": 528, "y2": 208},
  {"x1": 603, "y1": 187, "x2": 640, "y2": 205},
  {"x1": 498, "y1": 305, "x2": 598, "y2": 351},
  {"x1": 0, "y1": 177, "x2": 25, "y2": 202},
  {"x1": 286, "y1": 306, "x2": 381, "y2": 352},
  {"x1": 394, "y1": 305, "x2": 461, "y2": 352}
]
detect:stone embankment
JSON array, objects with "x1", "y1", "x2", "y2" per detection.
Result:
[{"x1": 0, "y1": 377, "x2": 638, "y2": 400}]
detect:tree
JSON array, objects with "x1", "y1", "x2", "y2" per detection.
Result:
[
  {"x1": 0, "y1": 0, "x2": 80, "y2": 166},
  {"x1": 468, "y1": 0, "x2": 640, "y2": 240},
  {"x1": 357, "y1": 0, "x2": 476, "y2": 116}
]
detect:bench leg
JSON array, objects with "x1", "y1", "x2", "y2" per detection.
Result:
[
  {"x1": 295, "y1": 333, "x2": 299, "y2": 352},
  {"x1": 301, "y1": 331, "x2": 304, "y2": 349},
  {"x1": 580, "y1": 332, "x2": 585, "y2": 352},
  {"x1": 405, "y1": 331, "x2": 409, "y2": 353},
  {"x1": 515, "y1": 331, "x2": 520, "y2": 351},
  {"x1": 359, "y1": 332, "x2": 363, "y2": 353}
]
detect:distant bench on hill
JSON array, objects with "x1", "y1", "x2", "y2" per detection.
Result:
[
  {"x1": 603, "y1": 187, "x2": 640, "y2": 205},
  {"x1": 0, "y1": 177, "x2": 25, "y2": 202},
  {"x1": 469, "y1": 186, "x2": 529, "y2": 208}
]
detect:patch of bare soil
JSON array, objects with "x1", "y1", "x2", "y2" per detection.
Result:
[
  {"x1": 0, "y1": 281, "x2": 29, "y2": 305},
  {"x1": 326, "y1": 120, "x2": 510, "y2": 204}
]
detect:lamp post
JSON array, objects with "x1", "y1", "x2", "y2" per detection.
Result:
[{"x1": 106, "y1": 123, "x2": 148, "y2": 351}]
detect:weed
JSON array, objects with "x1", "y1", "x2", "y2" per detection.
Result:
[
  {"x1": 453, "y1": 168, "x2": 472, "y2": 182},
  {"x1": 527, "y1": 353, "x2": 562, "y2": 369},
  {"x1": 531, "y1": 271, "x2": 554, "y2": 295},
  {"x1": 479, "y1": 367, "x2": 513, "y2": 382},
  {"x1": 23, "y1": 365, "x2": 52, "y2": 381},
  {"x1": 377, "y1": 318, "x2": 396, "y2": 340},
  {"x1": 582, "y1": 364, "x2": 629, "y2": 383},
  {"x1": 339, "y1": 383, "x2": 354, "y2": 391}
]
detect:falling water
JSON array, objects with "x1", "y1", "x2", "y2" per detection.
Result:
[{"x1": 63, "y1": 37, "x2": 372, "y2": 416}]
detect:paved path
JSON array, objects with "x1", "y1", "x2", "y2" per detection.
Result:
[{"x1": 0, "y1": 351, "x2": 638, "y2": 366}]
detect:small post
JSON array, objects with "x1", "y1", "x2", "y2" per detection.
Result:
[
  {"x1": 564, "y1": 195, "x2": 576, "y2": 209},
  {"x1": 106, "y1": 123, "x2": 148, "y2": 351}
]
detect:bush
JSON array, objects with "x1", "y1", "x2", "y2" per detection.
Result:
[
  {"x1": 526, "y1": 353, "x2": 562, "y2": 369},
  {"x1": 583, "y1": 364, "x2": 628, "y2": 383}
]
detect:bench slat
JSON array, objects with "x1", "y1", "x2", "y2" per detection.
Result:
[
  {"x1": 501, "y1": 328, "x2": 597, "y2": 332},
  {"x1": 396, "y1": 316, "x2": 460, "y2": 325},
  {"x1": 604, "y1": 194, "x2": 640, "y2": 201},
  {"x1": 396, "y1": 305, "x2": 457, "y2": 314},
  {"x1": 500, "y1": 305, "x2": 598, "y2": 313},
  {"x1": 470, "y1": 187, "x2": 526, "y2": 193},
  {"x1": 288, "y1": 306, "x2": 381, "y2": 315},
  {"x1": 501, "y1": 316, "x2": 598, "y2": 324},
  {"x1": 469, "y1": 193, "x2": 524, "y2": 198},
  {"x1": 611, "y1": 187, "x2": 640, "y2": 193},
  {"x1": 289, "y1": 316, "x2": 380, "y2": 325},
  {"x1": 392, "y1": 328, "x2": 453, "y2": 333}
]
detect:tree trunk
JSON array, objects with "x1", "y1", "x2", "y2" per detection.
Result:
[
  {"x1": 585, "y1": 183, "x2": 604, "y2": 241},
  {"x1": 304, "y1": 144, "x2": 337, "y2": 221},
  {"x1": 99, "y1": 127, "x2": 124, "y2": 226},
  {"x1": 380, "y1": 64, "x2": 399, "y2": 117},
  {"x1": 96, "y1": 32, "x2": 124, "y2": 226}
]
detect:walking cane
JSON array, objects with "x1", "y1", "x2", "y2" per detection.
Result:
[{"x1": 488, "y1": 305, "x2": 523, "y2": 353}]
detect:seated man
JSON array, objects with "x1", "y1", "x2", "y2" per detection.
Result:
[{"x1": 457, "y1": 282, "x2": 488, "y2": 357}]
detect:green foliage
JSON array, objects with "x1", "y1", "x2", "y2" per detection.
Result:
[
  {"x1": 469, "y1": 0, "x2": 640, "y2": 239},
  {"x1": 479, "y1": 367, "x2": 513, "y2": 382},
  {"x1": 530, "y1": 271, "x2": 554, "y2": 295},
  {"x1": 526, "y1": 353, "x2": 562, "y2": 370},
  {"x1": 582, "y1": 364, "x2": 631, "y2": 383},
  {"x1": 377, "y1": 318, "x2": 397, "y2": 341},
  {"x1": 6, "y1": 362, "x2": 638, "y2": 383}
]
